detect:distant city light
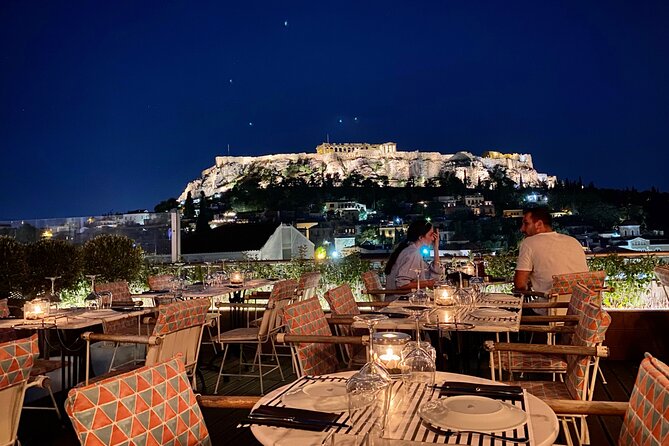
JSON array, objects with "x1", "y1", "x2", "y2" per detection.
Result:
[{"x1": 330, "y1": 250, "x2": 339, "y2": 258}]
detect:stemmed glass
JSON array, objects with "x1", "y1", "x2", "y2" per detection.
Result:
[
  {"x1": 45, "y1": 276, "x2": 62, "y2": 309},
  {"x1": 85, "y1": 274, "x2": 99, "y2": 309},
  {"x1": 400, "y1": 291, "x2": 436, "y2": 386},
  {"x1": 347, "y1": 314, "x2": 392, "y2": 437}
]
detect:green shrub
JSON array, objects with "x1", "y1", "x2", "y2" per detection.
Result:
[
  {"x1": 24, "y1": 239, "x2": 81, "y2": 295},
  {"x1": 81, "y1": 235, "x2": 144, "y2": 282},
  {"x1": 0, "y1": 236, "x2": 28, "y2": 298}
]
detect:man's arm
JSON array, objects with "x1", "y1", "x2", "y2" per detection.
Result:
[{"x1": 514, "y1": 270, "x2": 531, "y2": 291}]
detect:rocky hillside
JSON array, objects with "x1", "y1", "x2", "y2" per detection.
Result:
[{"x1": 179, "y1": 150, "x2": 556, "y2": 200}]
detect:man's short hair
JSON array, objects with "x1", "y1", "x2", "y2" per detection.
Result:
[{"x1": 523, "y1": 207, "x2": 552, "y2": 227}]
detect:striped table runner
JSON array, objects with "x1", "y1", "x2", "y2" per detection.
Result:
[{"x1": 246, "y1": 377, "x2": 536, "y2": 445}]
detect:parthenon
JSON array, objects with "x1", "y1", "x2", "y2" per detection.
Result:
[{"x1": 315, "y1": 141, "x2": 397, "y2": 155}]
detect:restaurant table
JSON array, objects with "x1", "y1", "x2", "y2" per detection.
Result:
[
  {"x1": 349, "y1": 294, "x2": 523, "y2": 390},
  {"x1": 0, "y1": 307, "x2": 155, "y2": 389},
  {"x1": 249, "y1": 371, "x2": 559, "y2": 446}
]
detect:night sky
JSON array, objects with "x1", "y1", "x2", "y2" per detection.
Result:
[{"x1": 2, "y1": 1, "x2": 668, "y2": 220}]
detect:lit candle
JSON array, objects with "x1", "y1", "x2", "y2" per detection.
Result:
[
  {"x1": 372, "y1": 332, "x2": 410, "y2": 375},
  {"x1": 434, "y1": 285, "x2": 456, "y2": 306},
  {"x1": 24, "y1": 299, "x2": 50, "y2": 320},
  {"x1": 379, "y1": 347, "x2": 400, "y2": 370},
  {"x1": 230, "y1": 271, "x2": 244, "y2": 284}
]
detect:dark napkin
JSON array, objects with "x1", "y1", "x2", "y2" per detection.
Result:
[
  {"x1": 373, "y1": 311, "x2": 408, "y2": 319},
  {"x1": 438, "y1": 381, "x2": 524, "y2": 400},
  {"x1": 245, "y1": 405, "x2": 344, "y2": 431}
]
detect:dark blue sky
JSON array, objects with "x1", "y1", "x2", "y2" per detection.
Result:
[{"x1": 2, "y1": 1, "x2": 668, "y2": 219}]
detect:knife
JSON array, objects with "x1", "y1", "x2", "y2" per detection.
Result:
[
  {"x1": 433, "y1": 383, "x2": 523, "y2": 397},
  {"x1": 247, "y1": 413, "x2": 350, "y2": 429}
]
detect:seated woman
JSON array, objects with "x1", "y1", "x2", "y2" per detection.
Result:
[{"x1": 384, "y1": 219, "x2": 441, "y2": 299}]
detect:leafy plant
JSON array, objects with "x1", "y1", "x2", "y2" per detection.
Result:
[
  {"x1": 588, "y1": 254, "x2": 663, "y2": 308},
  {"x1": 81, "y1": 235, "x2": 144, "y2": 283},
  {"x1": 0, "y1": 236, "x2": 28, "y2": 298},
  {"x1": 484, "y1": 250, "x2": 518, "y2": 280},
  {"x1": 24, "y1": 239, "x2": 81, "y2": 295}
]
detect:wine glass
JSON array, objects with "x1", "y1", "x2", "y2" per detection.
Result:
[
  {"x1": 352, "y1": 314, "x2": 392, "y2": 381},
  {"x1": 347, "y1": 314, "x2": 392, "y2": 437},
  {"x1": 45, "y1": 276, "x2": 62, "y2": 309},
  {"x1": 85, "y1": 274, "x2": 99, "y2": 309}
]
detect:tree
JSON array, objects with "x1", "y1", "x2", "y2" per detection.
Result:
[
  {"x1": 183, "y1": 192, "x2": 195, "y2": 219},
  {"x1": 0, "y1": 236, "x2": 27, "y2": 297},
  {"x1": 81, "y1": 235, "x2": 143, "y2": 282},
  {"x1": 196, "y1": 191, "x2": 212, "y2": 233},
  {"x1": 154, "y1": 198, "x2": 179, "y2": 213},
  {"x1": 25, "y1": 239, "x2": 81, "y2": 295}
]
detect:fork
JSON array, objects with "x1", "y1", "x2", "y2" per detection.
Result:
[
  {"x1": 424, "y1": 424, "x2": 529, "y2": 443},
  {"x1": 444, "y1": 430, "x2": 529, "y2": 443}
]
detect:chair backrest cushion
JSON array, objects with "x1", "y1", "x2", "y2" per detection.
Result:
[
  {"x1": 297, "y1": 272, "x2": 321, "y2": 300},
  {"x1": 0, "y1": 333, "x2": 38, "y2": 390},
  {"x1": 565, "y1": 302, "x2": 611, "y2": 400},
  {"x1": 361, "y1": 271, "x2": 382, "y2": 292},
  {"x1": 153, "y1": 299, "x2": 210, "y2": 336},
  {"x1": 95, "y1": 281, "x2": 134, "y2": 306},
  {"x1": 562, "y1": 283, "x2": 602, "y2": 345},
  {"x1": 282, "y1": 298, "x2": 338, "y2": 376},
  {"x1": 551, "y1": 271, "x2": 606, "y2": 295},
  {"x1": 268, "y1": 279, "x2": 298, "y2": 306},
  {"x1": 147, "y1": 275, "x2": 175, "y2": 291},
  {"x1": 65, "y1": 355, "x2": 211, "y2": 446},
  {"x1": 0, "y1": 299, "x2": 9, "y2": 319},
  {"x1": 324, "y1": 284, "x2": 360, "y2": 316},
  {"x1": 654, "y1": 265, "x2": 669, "y2": 287},
  {"x1": 619, "y1": 353, "x2": 669, "y2": 446}
]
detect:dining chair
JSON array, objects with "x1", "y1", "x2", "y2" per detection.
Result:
[
  {"x1": 281, "y1": 297, "x2": 341, "y2": 377},
  {"x1": 485, "y1": 301, "x2": 612, "y2": 446},
  {"x1": 323, "y1": 284, "x2": 367, "y2": 367},
  {"x1": 295, "y1": 272, "x2": 321, "y2": 301},
  {"x1": 0, "y1": 334, "x2": 39, "y2": 446},
  {"x1": 544, "y1": 353, "x2": 669, "y2": 446},
  {"x1": 213, "y1": 302, "x2": 286, "y2": 396},
  {"x1": 147, "y1": 274, "x2": 177, "y2": 291},
  {"x1": 361, "y1": 271, "x2": 385, "y2": 301},
  {"x1": 95, "y1": 281, "x2": 138, "y2": 308},
  {"x1": 82, "y1": 298, "x2": 212, "y2": 389},
  {"x1": 494, "y1": 283, "x2": 602, "y2": 380},
  {"x1": 361, "y1": 271, "x2": 410, "y2": 301},
  {"x1": 654, "y1": 265, "x2": 669, "y2": 303},
  {"x1": 65, "y1": 355, "x2": 213, "y2": 446}
]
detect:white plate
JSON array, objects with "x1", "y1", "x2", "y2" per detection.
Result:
[
  {"x1": 418, "y1": 395, "x2": 528, "y2": 432},
  {"x1": 470, "y1": 308, "x2": 516, "y2": 318},
  {"x1": 281, "y1": 383, "x2": 349, "y2": 412},
  {"x1": 302, "y1": 381, "x2": 348, "y2": 398}
]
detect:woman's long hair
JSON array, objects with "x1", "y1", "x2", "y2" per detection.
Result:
[{"x1": 384, "y1": 219, "x2": 433, "y2": 275}]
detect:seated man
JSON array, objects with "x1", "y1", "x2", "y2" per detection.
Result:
[{"x1": 514, "y1": 207, "x2": 588, "y2": 311}]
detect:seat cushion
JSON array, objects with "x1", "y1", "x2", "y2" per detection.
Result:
[
  {"x1": 494, "y1": 351, "x2": 567, "y2": 373},
  {"x1": 216, "y1": 328, "x2": 259, "y2": 342},
  {"x1": 506, "y1": 380, "x2": 572, "y2": 400}
]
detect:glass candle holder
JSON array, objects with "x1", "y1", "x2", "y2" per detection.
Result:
[
  {"x1": 372, "y1": 332, "x2": 410, "y2": 375},
  {"x1": 434, "y1": 284, "x2": 456, "y2": 306},
  {"x1": 24, "y1": 299, "x2": 50, "y2": 320},
  {"x1": 230, "y1": 271, "x2": 245, "y2": 284}
]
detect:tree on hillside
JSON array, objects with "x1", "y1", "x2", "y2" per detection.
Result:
[
  {"x1": 154, "y1": 198, "x2": 179, "y2": 213},
  {"x1": 183, "y1": 192, "x2": 195, "y2": 219},
  {"x1": 196, "y1": 191, "x2": 212, "y2": 233}
]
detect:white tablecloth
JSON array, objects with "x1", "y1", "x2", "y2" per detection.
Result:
[{"x1": 250, "y1": 371, "x2": 559, "y2": 446}]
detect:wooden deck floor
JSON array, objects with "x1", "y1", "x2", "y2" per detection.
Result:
[{"x1": 18, "y1": 346, "x2": 640, "y2": 446}]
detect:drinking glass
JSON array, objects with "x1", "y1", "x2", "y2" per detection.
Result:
[
  {"x1": 347, "y1": 314, "x2": 392, "y2": 438},
  {"x1": 400, "y1": 294, "x2": 436, "y2": 387},
  {"x1": 352, "y1": 314, "x2": 392, "y2": 382}
]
